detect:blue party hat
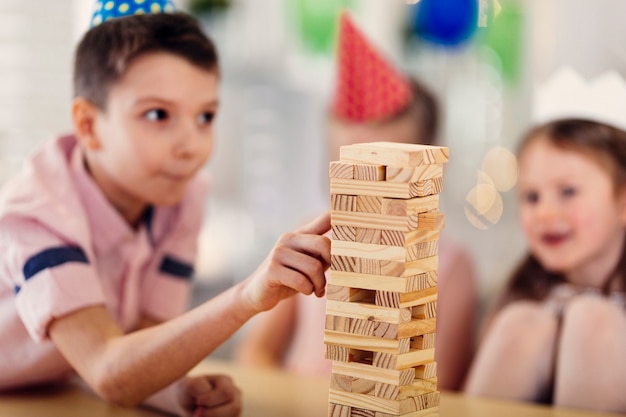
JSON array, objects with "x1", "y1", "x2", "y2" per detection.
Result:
[{"x1": 90, "y1": 0, "x2": 177, "y2": 27}]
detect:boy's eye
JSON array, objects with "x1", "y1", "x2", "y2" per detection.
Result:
[
  {"x1": 197, "y1": 112, "x2": 215, "y2": 125},
  {"x1": 561, "y1": 186, "x2": 576, "y2": 197},
  {"x1": 145, "y1": 109, "x2": 168, "y2": 122}
]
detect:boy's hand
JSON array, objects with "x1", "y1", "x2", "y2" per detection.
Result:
[
  {"x1": 242, "y1": 212, "x2": 331, "y2": 313},
  {"x1": 177, "y1": 374, "x2": 242, "y2": 417}
]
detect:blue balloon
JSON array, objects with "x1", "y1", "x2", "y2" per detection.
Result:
[{"x1": 412, "y1": 0, "x2": 478, "y2": 47}]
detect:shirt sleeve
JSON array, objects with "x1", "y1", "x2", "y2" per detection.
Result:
[
  {"x1": 140, "y1": 174, "x2": 210, "y2": 322},
  {"x1": 0, "y1": 217, "x2": 106, "y2": 342}
]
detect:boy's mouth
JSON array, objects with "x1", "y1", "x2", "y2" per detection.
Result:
[
  {"x1": 541, "y1": 232, "x2": 570, "y2": 246},
  {"x1": 161, "y1": 171, "x2": 193, "y2": 182}
]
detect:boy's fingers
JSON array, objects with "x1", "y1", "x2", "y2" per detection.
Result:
[{"x1": 295, "y1": 211, "x2": 331, "y2": 236}]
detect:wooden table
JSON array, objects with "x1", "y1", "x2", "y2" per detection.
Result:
[{"x1": 0, "y1": 359, "x2": 620, "y2": 417}]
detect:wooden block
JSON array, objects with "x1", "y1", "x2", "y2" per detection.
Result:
[
  {"x1": 417, "y1": 212, "x2": 445, "y2": 231},
  {"x1": 410, "y1": 333, "x2": 436, "y2": 350},
  {"x1": 324, "y1": 331, "x2": 411, "y2": 355},
  {"x1": 331, "y1": 255, "x2": 359, "y2": 273},
  {"x1": 412, "y1": 177, "x2": 443, "y2": 198},
  {"x1": 354, "y1": 164, "x2": 386, "y2": 181},
  {"x1": 415, "y1": 362, "x2": 437, "y2": 379},
  {"x1": 327, "y1": 345, "x2": 350, "y2": 361},
  {"x1": 374, "y1": 407, "x2": 439, "y2": 417},
  {"x1": 331, "y1": 178, "x2": 442, "y2": 200},
  {"x1": 381, "y1": 230, "x2": 439, "y2": 247},
  {"x1": 329, "y1": 270, "x2": 437, "y2": 294},
  {"x1": 339, "y1": 142, "x2": 449, "y2": 167},
  {"x1": 331, "y1": 373, "x2": 354, "y2": 392},
  {"x1": 330, "y1": 161, "x2": 354, "y2": 179},
  {"x1": 351, "y1": 378, "x2": 377, "y2": 395},
  {"x1": 357, "y1": 195, "x2": 383, "y2": 214},
  {"x1": 326, "y1": 315, "x2": 351, "y2": 333},
  {"x1": 372, "y1": 348, "x2": 435, "y2": 370},
  {"x1": 413, "y1": 302, "x2": 437, "y2": 319},
  {"x1": 381, "y1": 195, "x2": 439, "y2": 217},
  {"x1": 398, "y1": 318, "x2": 437, "y2": 339},
  {"x1": 331, "y1": 241, "x2": 437, "y2": 263},
  {"x1": 332, "y1": 194, "x2": 358, "y2": 212},
  {"x1": 351, "y1": 408, "x2": 376, "y2": 417},
  {"x1": 332, "y1": 361, "x2": 415, "y2": 386},
  {"x1": 328, "y1": 388, "x2": 439, "y2": 415},
  {"x1": 333, "y1": 225, "x2": 357, "y2": 242},
  {"x1": 329, "y1": 403, "x2": 352, "y2": 417},
  {"x1": 326, "y1": 316, "x2": 376, "y2": 337},
  {"x1": 332, "y1": 210, "x2": 417, "y2": 232},
  {"x1": 386, "y1": 164, "x2": 444, "y2": 183},
  {"x1": 398, "y1": 378, "x2": 438, "y2": 400},
  {"x1": 355, "y1": 228, "x2": 382, "y2": 244},
  {"x1": 375, "y1": 377, "x2": 438, "y2": 400},
  {"x1": 327, "y1": 284, "x2": 375, "y2": 303},
  {"x1": 325, "y1": 300, "x2": 412, "y2": 324},
  {"x1": 397, "y1": 286, "x2": 438, "y2": 309},
  {"x1": 406, "y1": 241, "x2": 438, "y2": 260}
]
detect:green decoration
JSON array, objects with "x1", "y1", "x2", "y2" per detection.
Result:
[
  {"x1": 290, "y1": 0, "x2": 352, "y2": 55},
  {"x1": 481, "y1": 0, "x2": 524, "y2": 85},
  {"x1": 188, "y1": 0, "x2": 230, "y2": 16}
]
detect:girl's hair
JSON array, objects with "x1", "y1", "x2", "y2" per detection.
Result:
[
  {"x1": 74, "y1": 12, "x2": 218, "y2": 110},
  {"x1": 495, "y1": 118, "x2": 626, "y2": 309}
]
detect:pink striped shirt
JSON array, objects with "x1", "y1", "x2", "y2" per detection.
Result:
[{"x1": 0, "y1": 134, "x2": 209, "y2": 390}]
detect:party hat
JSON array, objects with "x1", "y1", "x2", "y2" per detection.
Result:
[
  {"x1": 331, "y1": 12, "x2": 413, "y2": 122},
  {"x1": 533, "y1": 66, "x2": 626, "y2": 132},
  {"x1": 90, "y1": 0, "x2": 177, "y2": 27}
]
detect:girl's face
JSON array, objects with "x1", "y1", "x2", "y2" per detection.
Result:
[
  {"x1": 83, "y1": 52, "x2": 218, "y2": 225},
  {"x1": 518, "y1": 136, "x2": 626, "y2": 287}
]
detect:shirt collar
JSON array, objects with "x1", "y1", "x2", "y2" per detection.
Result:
[{"x1": 70, "y1": 141, "x2": 150, "y2": 253}]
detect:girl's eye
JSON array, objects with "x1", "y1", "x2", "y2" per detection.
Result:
[
  {"x1": 197, "y1": 112, "x2": 215, "y2": 125},
  {"x1": 561, "y1": 186, "x2": 577, "y2": 197},
  {"x1": 522, "y1": 191, "x2": 539, "y2": 204},
  {"x1": 145, "y1": 109, "x2": 168, "y2": 122}
]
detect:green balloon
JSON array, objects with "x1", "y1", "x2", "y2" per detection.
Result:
[
  {"x1": 481, "y1": 0, "x2": 524, "y2": 85},
  {"x1": 291, "y1": 0, "x2": 352, "y2": 55}
]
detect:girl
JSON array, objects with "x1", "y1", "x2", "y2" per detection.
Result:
[{"x1": 464, "y1": 118, "x2": 626, "y2": 413}]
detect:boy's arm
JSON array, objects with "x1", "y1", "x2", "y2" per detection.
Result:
[
  {"x1": 49, "y1": 212, "x2": 330, "y2": 408},
  {"x1": 233, "y1": 295, "x2": 298, "y2": 368}
]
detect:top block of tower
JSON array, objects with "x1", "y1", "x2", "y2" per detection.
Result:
[{"x1": 339, "y1": 142, "x2": 449, "y2": 167}]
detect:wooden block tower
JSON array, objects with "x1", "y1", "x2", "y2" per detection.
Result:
[{"x1": 325, "y1": 141, "x2": 449, "y2": 417}]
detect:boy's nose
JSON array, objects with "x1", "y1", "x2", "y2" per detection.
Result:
[{"x1": 173, "y1": 122, "x2": 204, "y2": 159}]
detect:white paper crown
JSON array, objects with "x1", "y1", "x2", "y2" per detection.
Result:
[{"x1": 532, "y1": 66, "x2": 626, "y2": 132}]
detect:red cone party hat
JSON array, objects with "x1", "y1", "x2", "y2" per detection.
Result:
[{"x1": 332, "y1": 12, "x2": 413, "y2": 121}]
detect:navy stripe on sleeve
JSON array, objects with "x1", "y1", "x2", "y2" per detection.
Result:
[
  {"x1": 23, "y1": 246, "x2": 89, "y2": 280},
  {"x1": 159, "y1": 255, "x2": 194, "y2": 280}
]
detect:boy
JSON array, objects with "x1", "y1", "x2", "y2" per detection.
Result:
[{"x1": 0, "y1": 3, "x2": 330, "y2": 416}]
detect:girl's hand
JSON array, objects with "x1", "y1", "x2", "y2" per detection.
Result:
[
  {"x1": 177, "y1": 374, "x2": 242, "y2": 417},
  {"x1": 241, "y1": 212, "x2": 331, "y2": 313}
]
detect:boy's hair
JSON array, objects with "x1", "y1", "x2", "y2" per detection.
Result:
[
  {"x1": 497, "y1": 118, "x2": 626, "y2": 309},
  {"x1": 385, "y1": 76, "x2": 439, "y2": 146},
  {"x1": 74, "y1": 12, "x2": 218, "y2": 110}
]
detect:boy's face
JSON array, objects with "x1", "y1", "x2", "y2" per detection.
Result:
[{"x1": 81, "y1": 52, "x2": 218, "y2": 215}]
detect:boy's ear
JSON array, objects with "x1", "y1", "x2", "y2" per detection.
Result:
[{"x1": 72, "y1": 97, "x2": 101, "y2": 150}]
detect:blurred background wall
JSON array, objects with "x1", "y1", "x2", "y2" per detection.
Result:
[{"x1": 1, "y1": 0, "x2": 625, "y2": 357}]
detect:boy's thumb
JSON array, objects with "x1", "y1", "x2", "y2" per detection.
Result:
[{"x1": 295, "y1": 211, "x2": 331, "y2": 235}]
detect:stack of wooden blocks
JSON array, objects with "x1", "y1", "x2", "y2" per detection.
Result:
[{"x1": 325, "y1": 141, "x2": 449, "y2": 417}]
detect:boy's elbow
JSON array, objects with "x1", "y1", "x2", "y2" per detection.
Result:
[{"x1": 92, "y1": 373, "x2": 144, "y2": 408}]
